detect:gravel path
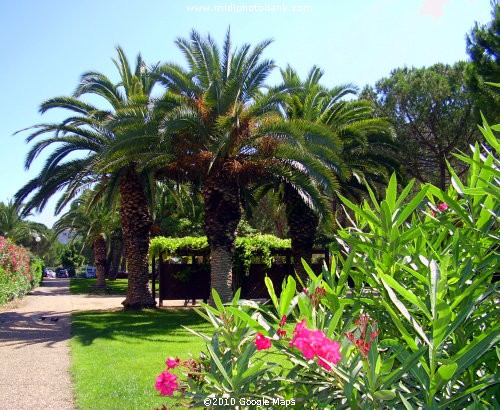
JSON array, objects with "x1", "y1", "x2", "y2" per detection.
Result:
[{"x1": 0, "y1": 279, "x2": 181, "y2": 410}]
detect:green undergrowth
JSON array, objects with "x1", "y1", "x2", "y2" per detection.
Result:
[{"x1": 70, "y1": 308, "x2": 211, "y2": 410}]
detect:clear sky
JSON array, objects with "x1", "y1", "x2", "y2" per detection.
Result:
[{"x1": 0, "y1": 0, "x2": 492, "y2": 227}]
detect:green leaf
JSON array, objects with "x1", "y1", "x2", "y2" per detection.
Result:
[
  {"x1": 399, "y1": 392, "x2": 414, "y2": 410},
  {"x1": 394, "y1": 185, "x2": 429, "y2": 228},
  {"x1": 380, "y1": 299, "x2": 418, "y2": 351},
  {"x1": 380, "y1": 200, "x2": 393, "y2": 235},
  {"x1": 430, "y1": 362, "x2": 457, "y2": 395},
  {"x1": 225, "y1": 307, "x2": 267, "y2": 333},
  {"x1": 207, "y1": 337, "x2": 232, "y2": 387},
  {"x1": 339, "y1": 194, "x2": 381, "y2": 227},
  {"x1": 395, "y1": 178, "x2": 416, "y2": 208},
  {"x1": 380, "y1": 273, "x2": 431, "y2": 320},
  {"x1": 380, "y1": 275, "x2": 431, "y2": 346},
  {"x1": 373, "y1": 390, "x2": 397, "y2": 401},
  {"x1": 279, "y1": 275, "x2": 296, "y2": 317},
  {"x1": 385, "y1": 173, "x2": 398, "y2": 212},
  {"x1": 211, "y1": 288, "x2": 225, "y2": 311},
  {"x1": 264, "y1": 276, "x2": 279, "y2": 311}
]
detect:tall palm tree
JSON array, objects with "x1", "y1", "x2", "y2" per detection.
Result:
[
  {"x1": 15, "y1": 47, "x2": 162, "y2": 308},
  {"x1": 142, "y1": 30, "x2": 338, "y2": 302},
  {"x1": 271, "y1": 66, "x2": 399, "y2": 278}
]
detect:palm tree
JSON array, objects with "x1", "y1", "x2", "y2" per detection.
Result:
[
  {"x1": 145, "y1": 30, "x2": 338, "y2": 302},
  {"x1": 272, "y1": 66, "x2": 399, "y2": 278},
  {"x1": 15, "y1": 47, "x2": 162, "y2": 308},
  {"x1": 0, "y1": 199, "x2": 47, "y2": 248}
]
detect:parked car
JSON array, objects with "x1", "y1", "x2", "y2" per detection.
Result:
[
  {"x1": 57, "y1": 269, "x2": 68, "y2": 278},
  {"x1": 45, "y1": 269, "x2": 55, "y2": 278}
]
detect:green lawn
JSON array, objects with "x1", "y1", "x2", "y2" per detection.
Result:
[
  {"x1": 70, "y1": 278, "x2": 129, "y2": 295},
  {"x1": 70, "y1": 308, "x2": 211, "y2": 410}
]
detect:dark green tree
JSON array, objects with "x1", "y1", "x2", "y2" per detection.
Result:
[
  {"x1": 365, "y1": 62, "x2": 479, "y2": 190},
  {"x1": 60, "y1": 244, "x2": 85, "y2": 276},
  {"x1": 465, "y1": 0, "x2": 500, "y2": 122}
]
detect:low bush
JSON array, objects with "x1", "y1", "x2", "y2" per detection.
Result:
[{"x1": 0, "y1": 236, "x2": 42, "y2": 305}]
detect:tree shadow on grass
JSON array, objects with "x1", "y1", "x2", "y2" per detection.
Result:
[{"x1": 71, "y1": 308, "x2": 211, "y2": 347}]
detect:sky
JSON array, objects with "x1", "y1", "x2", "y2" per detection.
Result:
[{"x1": 0, "y1": 0, "x2": 493, "y2": 228}]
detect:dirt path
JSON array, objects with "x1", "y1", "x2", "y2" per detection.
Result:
[{"x1": 0, "y1": 279, "x2": 168, "y2": 410}]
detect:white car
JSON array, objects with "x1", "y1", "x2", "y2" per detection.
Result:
[{"x1": 46, "y1": 270, "x2": 55, "y2": 278}]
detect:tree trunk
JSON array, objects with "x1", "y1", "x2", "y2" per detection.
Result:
[
  {"x1": 108, "y1": 235, "x2": 123, "y2": 280},
  {"x1": 202, "y1": 174, "x2": 241, "y2": 304},
  {"x1": 284, "y1": 184, "x2": 320, "y2": 283},
  {"x1": 93, "y1": 235, "x2": 108, "y2": 289},
  {"x1": 119, "y1": 167, "x2": 156, "y2": 309}
]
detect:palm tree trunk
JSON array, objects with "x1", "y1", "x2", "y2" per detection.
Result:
[
  {"x1": 120, "y1": 167, "x2": 156, "y2": 309},
  {"x1": 202, "y1": 175, "x2": 241, "y2": 304},
  {"x1": 108, "y1": 235, "x2": 123, "y2": 280},
  {"x1": 93, "y1": 235, "x2": 108, "y2": 289},
  {"x1": 284, "y1": 184, "x2": 319, "y2": 283}
]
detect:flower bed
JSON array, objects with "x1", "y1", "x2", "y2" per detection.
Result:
[{"x1": 0, "y1": 236, "x2": 42, "y2": 305}]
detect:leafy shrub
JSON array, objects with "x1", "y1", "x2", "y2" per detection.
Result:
[
  {"x1": 0, "y1": 236, "x2": 42, "y2": 305},
  {"x1": 154, "y1": 117, "x2": 499, "y2": 408}
]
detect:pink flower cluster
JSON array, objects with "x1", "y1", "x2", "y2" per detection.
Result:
[
  {"x1": 0, "y1": 236, "x2": 31, "y2": 277},
  {"x1": 255, "y1": 332, "x2": 272, "y2": 350},
  {"x1": 429, "y1": 202, "x2": 449, "y2": 217},
  {"x1": 155, "y1": 355, "x2": 209, "y2": 396},
  {"x1": 154, "y1": 357, "x2": 180, "y2": 396},
  {"x1": 155, "y1": 371, "x2": 178, "y2": 396},
  {"x1": 437, "y1": 202, "x2": 448, "y2": 212},
  {"x1": 290, "y1": 320, "x2": 341, "y2": 370}
]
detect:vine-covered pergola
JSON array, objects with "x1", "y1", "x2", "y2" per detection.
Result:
[{"x1": 149, "y1": 235, "x2": 329, "y2": 305}]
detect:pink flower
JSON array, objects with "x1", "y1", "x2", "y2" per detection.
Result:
[
  {"x1": 290, "y1": 320, "x2": 341, "y2": 368},
  {"x1": 316, "y1": 339, "x2": 341, "y2": 370},
  {"x1": 255, "y1": 332, "x2": 272, "y2": 350},
  {"x1": 165, "y1": 357, "x2": 180, "y2": 369},
  {"x1": 437, "y1": 202, "x2": 448, "y2": 212},
  {"x1": 155, "y1": 371, "x2": 178, "y2": 396}
]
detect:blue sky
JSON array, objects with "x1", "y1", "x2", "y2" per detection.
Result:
[{"x1": 0, "y1": 0, "x2": 492, "y2": 227}]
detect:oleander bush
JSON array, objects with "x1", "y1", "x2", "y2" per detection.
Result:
[
  {"x1": 0, "y1": 236, "x2": 43, "y2": 305},
  {"x1": 154, "y1": 118, "x2": 499, "y2": 408}
]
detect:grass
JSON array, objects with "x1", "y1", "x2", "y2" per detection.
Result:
[
  {"x1": 70, "y1": 308, "x2": 212, "y2": 410},
  {"x1": 70, "y1": 278, "x2": 129, "y2": 295}
]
